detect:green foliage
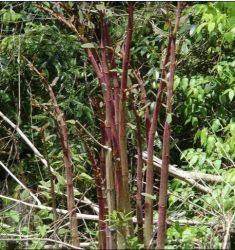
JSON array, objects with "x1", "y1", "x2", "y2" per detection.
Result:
[
  {"x1": 1, "y1": 2, "x2": 235, "y2": 249},
  {"x1": 109, "y1": 210, "x2": 133, "y2": 232},
  {"x1": 126, "y1": 236, "x2": 144, "y2": 249},
  {"x1": 167, "y1": 224, "x2": 211, "y2": 249}
]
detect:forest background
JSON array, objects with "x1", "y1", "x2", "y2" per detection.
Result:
[{"x1": 0, "y1": 2, "x2": 235, "y2": 249}]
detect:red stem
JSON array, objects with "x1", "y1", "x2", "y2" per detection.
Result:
[
  {"x1": 116, "y1": 4, "x2": 134, "y2": 247},
  {"x1": 118, "y1": 2, "x2": 134, "y2": 212},
  {"x1": 101, "y1": 12, "x2": 123, "y2": 217},
  {"x1": 100, "y1": 12, "x2": 118, "y2": 249},
  {"x1": 78, "y1": 131, "x2": 107, "y2": 249},
  {"x1": 144, "y1": 36, "x2": 172, "y2": 248},
  {"x1": 24, "y1": 57, "x2": 80, "y2": 247},
  {"x1": 103, "y1": 19, "x2": 120, "y2": 135},
  {"x1": 133, "y1": 69, "x2": 151, "y2": 143},
  {"x1": 156, "y1": 3, "x2": 181, "y2": 249},
  {"x1": 48, "y1": 87, "x2": 80, "y2": 247}
]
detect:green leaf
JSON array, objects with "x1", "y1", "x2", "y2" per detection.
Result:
[
  {"x1": 37, "y1": 210, "x2": 53, "y2": 220},
  {"x1": 127, "y1": 122, "x2": 136, "y2": 130},
  {"x1": 174, "y1": 76, "x2": 180, "y2": 90},
  {"x1": 196, "y1": 22, "x2": 207, "y2": 34},
  {"x1": 169, "y1": 194, "x2": 177, "y2": 206},
  {"x1": 230, "y1": 123, "x2": 235, "y2": 136},
  {"x1": 191, "y1": 117, "x2": 198, "y2": 127},
  {"x1": 224, "y1": 32, "x2": 234, "y2": 42},
  {"x1": 79, "y1": 173, "x2": 94, "y2": 183},
  {"x1": 32, "y1": 114, "x2": 48, "y2": 120},
  {"x1": 30, "y1": 240, "x2": 44, "y2": 249},
  {"x1": 81, "y1": 43, "x2": 96, "y2": 49},
  {"x1": 208, "y1": 22, "x2": 215, "y2": 33},
  {"x1": 141, "y1": 193, "x2": 156, "y2": 200},
  {"x1": 5, "y1": 210, "x2": 20, "y2": 223},
  {"x1": 198, "y1": 152, "x2": 206, "y2": 166},
  {"x1": 211, "y1": 119, "x2": 221, "y2": 132},
  {"x1": 181, "y1": 77, "x2": 188, "y2": 91},
  {"x1": 229, "y1": 89, "x2": 235, "y2": 102},
  {"x1": 214, "y1": 160, "x2": 221, "y2": 170},
  {"x1": 166, "y1": 113, "x2": 172, "y2": 124},
  {"x1": 189, "y1": 155, "x2": 198, "y2": 166},
  {"x1": 20, "y1": 190, "x2": 30, "y2": 200},
  {"x1": 224, "y1": 198, "x2": 234, "y2": 211},
  {"x1": 206, "y1": 136, "x2": 216, "y2": 154},
  {"x1": 200, "y1": 128, "x2": 208, "y2": 146},
  {"x1": 58, "y1": 228, "x2": 69, "y2": 236},
  {"x1": 231, "y1": 27, "x2": 235, "y2": 34},
  {"x1": 37, "y1": 225, "x2": 49, "y2": 237},
  {"x1": 74, "y1": 189, "x2": 82, "y2": 196},
  {"x1": 2, "y1": 10, "x2": 22, "y2": 24},
  {"x1": 67, "y1": 119, "x2": 76, "y2": 125},
  {"x1": 54, "y1": 172, "x2": 66, "y2": 186},
  {"x1": 21, "y1": 226, "x2": 30, "y2": 234}
]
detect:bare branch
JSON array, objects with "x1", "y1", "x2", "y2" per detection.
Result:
[
  {"x1": 0, "y1": 161, "x2": 41, "y2": 205},
  {"x1": 0, "y1": 111, "x2": 49, "y2": 170},
  {"x1": 142, "y1": 152, "x2": 223, "y2": 183}
]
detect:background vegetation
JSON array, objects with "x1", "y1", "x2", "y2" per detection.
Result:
[{"x1": 0, "y1": 2, "x2": 235, "y2": 249}]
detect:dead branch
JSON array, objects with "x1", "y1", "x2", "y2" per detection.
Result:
[
  {"x1": 141, "y1": 152, "x2": 223, "y2": 193},
  {"x1": 142, "y1": 152, "x2": 223, "y2": 183},
  {"x1": 0, "y1": 194, "x2": 212, "y2": 227}
]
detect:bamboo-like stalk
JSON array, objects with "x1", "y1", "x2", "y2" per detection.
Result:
[
  {"x1": 46, "y1": 87, "x2": 80, "y2": 247},
  {"x1": 24, "y1": 58, "x2": 80, "y2": 247},
  {"x1": 100, "y1": 12, "x2": 117, "y2": 249},
  {"x1": 76, "y1": 130, "x2": 107, "y2": 250},
  {"x1": 117, "y1": 3, "x2": 134, "y2": 247},
  {"x1": 156, "y1": 3, "x2": 181, "y2": 249},
  {"x1": 103, "y1": 18, "x2": 120, "y2": 134},
  {"x1": 144, "y1": 37, "x2": 172, "y2": 248},
  {"x1": 118, "y1": 2, "x2": 134, "y2": 213},
  {"x1": 132, "y1": 103, "x2": 144, "y2": 243},
  {"x1": 101, "y1": 14, "x2": 123, "y2": 227}
]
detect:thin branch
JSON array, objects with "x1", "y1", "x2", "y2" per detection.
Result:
[
  {"x1": 38, "y1": 185, "x2": 99, "y2": 214},
  {"x1": 36, "y1": 4, "x2": 104, "y2": 83},
  {"x1": 0, "y1": 111, "x2": 49, "y2": 170},
  {"x1": 0, "y1": 194, "x2": 98, "y2": 221},
  {"x1": 75, "y1": 120, "x2": 110, "y2": 151},
  {"x1": 0, "y1": 161, "x2": 41, "y2": 205},
  {"x1": 0, "y1": 194, "x2": 209, "y2": 227},
  {"x1": 0, "y1": 234, "x2": 82, "y2": 249},
  {"x1": 222, "y1": 213, "x2": 235, "y2": 249}
]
